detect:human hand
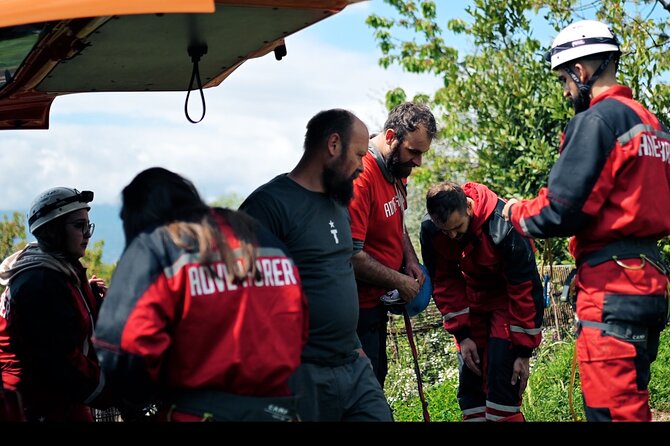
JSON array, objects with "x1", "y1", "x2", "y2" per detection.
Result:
[
  {"x1": 512, "y1": 357, "x2": 530, "y2": 397},
  {"x1": 403, "y1": 261, "x2": 425, "y2": 288},
  {"x1": 502, "y1": 198, "x2": 519, "y2": 221},
  {"x1": 459, "y1": 338, "x2": 481, "y2": 376},
  {"x1": 89, "y1": 275, "x2": 108, "y2": 299},
  {"x1": 397, "y1": 274, "x2": 421, "y2": 304}
]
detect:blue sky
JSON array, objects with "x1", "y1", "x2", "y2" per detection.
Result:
[{"x1": 0, "y1": 1, "x2": 450, "y2": 210}]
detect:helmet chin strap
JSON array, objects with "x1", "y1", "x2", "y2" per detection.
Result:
[{"x1": 563, "y1": 52, "x2": 616, "y2": 114}]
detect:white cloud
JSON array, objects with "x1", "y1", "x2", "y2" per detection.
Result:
[{"x1": 0, "y1": 6, "x2": 443, "y2": 210}]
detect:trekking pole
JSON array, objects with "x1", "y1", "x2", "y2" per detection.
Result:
[{"x1": 402, "y1": 307, "x2": 430, "y2": 422}]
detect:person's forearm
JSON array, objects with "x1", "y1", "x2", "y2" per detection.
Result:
[{"x1": 351, "y1": 251, "x2": 404, "y2": 289}]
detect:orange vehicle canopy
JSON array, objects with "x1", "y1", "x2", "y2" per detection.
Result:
[{"x1": 0, "y1": 0, "x2": 362, "y2": 129}]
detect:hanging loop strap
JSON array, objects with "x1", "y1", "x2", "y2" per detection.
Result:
[{"x1": 184, "y1": 44, "x2": 208, "y2": 124}]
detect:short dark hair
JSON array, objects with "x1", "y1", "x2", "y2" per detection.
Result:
[
  {"x1": 303, "y1": 109, "x2": 355, "y2": 153},
  {"x1": 426, "y1": 181, "x2": 467, "y2": 225},
  {"x1": 384, "y1": 102, "x2": 437, "y2": 144}
]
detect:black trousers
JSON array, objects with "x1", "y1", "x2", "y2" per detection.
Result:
[{"x1": 357, "y1": 304, "x2": 389, "y2": 388}]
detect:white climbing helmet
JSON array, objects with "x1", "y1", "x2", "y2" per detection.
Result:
[
  {"x1": 28, "y1": 187, "x2": 93, "y2": 234},
  {"x1": 546, "y1": 20, "x2": 620, "y2": 70}
]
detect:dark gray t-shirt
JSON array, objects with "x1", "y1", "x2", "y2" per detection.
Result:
[{"x1": 240, "y1": 174, "x2": 360, "y2": 362}]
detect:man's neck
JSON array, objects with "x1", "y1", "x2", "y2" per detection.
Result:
[
  {"x1": 589, "y1": 73, "x2": 619, "y2": 100},
  {"x1": 370, "y1": 133, "x2": 389, "y2": 161},
  {"x1": 288, "y1": 164, "x2": 325, "y2": 193}
]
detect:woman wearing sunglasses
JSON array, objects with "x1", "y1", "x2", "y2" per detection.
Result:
[{"x1": 0, "y1": 187, "x2": 115, "y2": 421}]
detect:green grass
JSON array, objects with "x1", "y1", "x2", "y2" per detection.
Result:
[
  {"x1": 522, "y1": 336, "x2": 584, "y2": 421},
  {"x1": 387, "y1": 317, "x2": 670, "y2": 421},
  {"x1": 650, "y1": 329, "x2": 670, "y2": 411}
]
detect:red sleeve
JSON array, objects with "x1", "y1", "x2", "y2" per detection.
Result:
[
  {"x1": 120, "y1": 273, "x2": 180, "y2": 381},
  {"x1": 433, "y1": 256, "x2": 470, "y2": 338},
  {"x1": 419, "y1": 222, "x2": 470, "y2": 340},
  {"x1": 348, "y1": 156, "x2": 375, "y2": 241}
]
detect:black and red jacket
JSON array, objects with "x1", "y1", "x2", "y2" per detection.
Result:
[
  {"x1": 510, "y1": 86, "x2": 670, "y2": 260},
  {"x1": 0, "y1": 254, "x2": 111, "y2": 421},
  {"x1": 420, "y1": 183, "x2": 544, "y2": 357},
  {"x1": 94, "y1": 209, "x2": 309, "y2": 407}
]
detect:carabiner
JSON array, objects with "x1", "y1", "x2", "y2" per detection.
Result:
[{"x1": 613, "y1": 256, "x2": 646, "y2": 270}]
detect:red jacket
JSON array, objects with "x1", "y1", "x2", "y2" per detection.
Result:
[
  {"x1": 510, "y1": 86, "x2": 670, "y2": 261},
  {"x1": 420, "y1": 183, "x2": 544, "y2": 356},
  {"x1": 0, "y1": 246, "x2": 112, "y2": 421},
  {"x1": 94, "y1": 209, "x2": 309, "y2": 406}
]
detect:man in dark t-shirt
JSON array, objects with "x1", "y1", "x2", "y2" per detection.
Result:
[{"x1": 240, "y1": 108, "x2": 392, "y2": 421}]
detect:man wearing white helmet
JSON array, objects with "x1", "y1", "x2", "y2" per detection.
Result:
[
  {"x1": 502, "y1": 20, "x2": 670, "y2": 421},
  {"x1": 0, "y1": 187, "x2": 115, "y2": 421}
]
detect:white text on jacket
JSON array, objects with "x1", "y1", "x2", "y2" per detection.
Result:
[{"x1": 188, "y1": 258, "x2": 297, "y2": 296}]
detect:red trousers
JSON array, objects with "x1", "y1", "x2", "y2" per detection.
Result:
[{"x1": 575, "y1": 257, "x2": 668, "y2": 421}]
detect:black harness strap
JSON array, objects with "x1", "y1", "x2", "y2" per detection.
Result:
[
  {"x1": 579, "y1": 238, "x2": 663, "y2": 269},
  {"x1": 577, "y1": 319, "x2": 648, "y2": 343}
]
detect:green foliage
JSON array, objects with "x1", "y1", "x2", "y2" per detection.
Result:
[
  {"x1": 660, "y1": 237, "x2": 670, "y2": 265},
  {"x1": 650, "y1": 328, "x2": 670, "y2": 411},
  {"x1": 369, "y1": 0, "x2": 670, "y2": 262},
  {"x1": 209, "y1": 193, "x2": 244, "y2": 210},
  {"x1": 0, "y1": 212, "x2": 27, "y2": 260},
  {"x1": 82, "y1": 240, "x2": 115, "y2": 284}
]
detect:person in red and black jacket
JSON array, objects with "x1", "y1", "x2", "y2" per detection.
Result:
[
  {"x1": 421, "y1": 181, "x2": 543, "y2": 422},
  {"x1": 0, "y1": 187, "x2": 114, "y2": 421},
  {"x1": 503, "y1": 20, "x2": 670, "y2": 421},
  {"x1": 94, "y1": 167, "x2": 309, "y2": 421}
]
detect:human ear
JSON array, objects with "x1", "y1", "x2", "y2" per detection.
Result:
[
  {"x1": 327, "y1": 133, "x2": 340, "y2": 156},
  {"x1": 384, "y1": 128, "x2": 395, "y2": 146}
]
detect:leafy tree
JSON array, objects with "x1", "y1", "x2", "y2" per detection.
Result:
[
  {"x1": 368, "y1": 0, "x2": 670, "y2": 263},
  {"x1": 82, "y1": 240, "x2": 115, "y2": 284},
  {"x1": 0, "y1": 212, "x2": 27, "y2": 261},
  {"x1": 209, "y1": 192, "x2": 244, "y2": 210}
]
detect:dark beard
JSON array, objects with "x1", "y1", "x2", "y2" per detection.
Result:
[
  {"x1": 388, "y1": 147, "x2": 413, "y2": 179},
  {"x1": 571, "y1": 90, "x2": 590, "y2": 114},
  {"x1": 323, "y1": 165, "x2": 355, "y2": 206}
]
